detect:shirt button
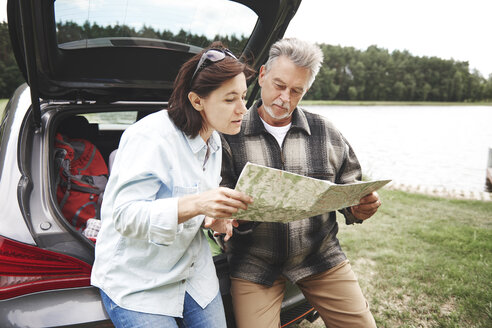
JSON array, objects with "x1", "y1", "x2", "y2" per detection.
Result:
[
  {"x1": 181, "y1": 279, "x2": 186, "y2": 284},
  {"x1": 191, "y1": 262, "x2": 194, "y2": 267}
]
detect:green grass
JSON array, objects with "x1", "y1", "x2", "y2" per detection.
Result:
[
  {"x1": 295, "y1": 189, "x2": 492, "y2": 328},
  {"x1": 0, "y1": 99, "x2": 7, "y2": 116},
  {"x1": 300, "y1": 100, "x2": 492, "y2": 106}
]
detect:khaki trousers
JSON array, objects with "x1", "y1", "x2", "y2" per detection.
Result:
[{"x1": 230, "y1": 260, "x2": 377, "y2": 328}]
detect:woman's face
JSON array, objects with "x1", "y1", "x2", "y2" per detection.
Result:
[{"x1": 198, "y1": 73, "x2": 248, "y2": 141}]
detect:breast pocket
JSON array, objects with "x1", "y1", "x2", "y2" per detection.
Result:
[
  {"x1": 173, "y1": 184, "x2": 199, "y2": 197},
  {"x1": 310, "y1": 169, "x2": 335, "y2": 183}
]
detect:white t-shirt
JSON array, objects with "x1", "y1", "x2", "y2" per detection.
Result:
[{"x1": 260, "y1": 117, "x2": 292, "y2": 148}]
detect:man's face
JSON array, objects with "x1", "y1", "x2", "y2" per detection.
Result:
[{"x1": 258, "y1": 56, "x2": 310, "y2": 126}]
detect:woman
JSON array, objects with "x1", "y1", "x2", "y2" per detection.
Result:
[{"x1": 91, "y1": 42, "x2": 255, "y2": 327}]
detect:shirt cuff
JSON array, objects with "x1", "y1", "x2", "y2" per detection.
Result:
[
  {"x1": 232, "y1": 221, "x2": 260, "y2": 235},
  {"x1": 341, "y1": 207, "x2": 363, "y2": 225},
  {"x1": 149, "y1": 197, "x2": 181, "y2": 245}
]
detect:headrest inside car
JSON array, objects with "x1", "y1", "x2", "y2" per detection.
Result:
[{"x1": 58, "y1": 115, "x2": 98, "y2": 143}]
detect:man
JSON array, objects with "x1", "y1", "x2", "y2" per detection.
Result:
[{"x1": 221, "y1": 38, "x2": 380, "y2": 328}]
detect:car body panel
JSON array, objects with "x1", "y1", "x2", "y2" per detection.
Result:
[
  {"x1": 0, "y1": 287, "x2": 109, "y2": 328},
  {"x1": 0, "y1": 84, "x2": 35, "y2": 245}
]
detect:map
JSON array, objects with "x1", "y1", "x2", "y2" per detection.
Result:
[{"x1": 233, "y1": 162, "x2": 391, "y2": 222}]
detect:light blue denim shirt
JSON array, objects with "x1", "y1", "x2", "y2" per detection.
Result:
[{"x1": 91, "y1": 110, "x2": 222, "y2": 317}]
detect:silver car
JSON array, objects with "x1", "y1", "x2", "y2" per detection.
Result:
[{"x1": 0, "y1": 0, "x2": 319, "y2": 327}]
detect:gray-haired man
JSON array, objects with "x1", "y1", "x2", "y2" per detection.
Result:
[{"x1": 221, "y1": 38, "x2": 380, "y2": 328}]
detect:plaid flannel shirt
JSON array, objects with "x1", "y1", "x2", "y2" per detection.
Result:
[{"x1": 220, "y1": 100, "x2": 363, "y2": 286}]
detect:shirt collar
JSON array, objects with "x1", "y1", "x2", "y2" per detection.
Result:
[
  {"x1": 244, "y1": 99, "x2": 311, "y2": 136},
  {"x1": 186, "y1": 130, "x2": 221, "y2": 154}
]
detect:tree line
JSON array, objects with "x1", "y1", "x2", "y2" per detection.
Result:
[
  {"x1": 306, "y1": 44, "x2": 492, "y2": 101},
  {"x1": 1, "y1": 21, "x2": 491, "y2": 101}
]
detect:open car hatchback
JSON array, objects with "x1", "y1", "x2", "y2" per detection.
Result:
[{"x1": 0, "y1": 0, "x2": 320, "y2": 327}]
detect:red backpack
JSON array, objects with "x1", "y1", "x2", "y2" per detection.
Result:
[{"x1": 54, "y1": 133, "x2": 108, "y2": 231}]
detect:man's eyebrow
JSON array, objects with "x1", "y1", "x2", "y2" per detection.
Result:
[
  {"x1": 273, "y1": 78, "x2": 304, "y2": 91},
  {"x1": 273, "y1": 78, "x2": 285, "y2": 85}
]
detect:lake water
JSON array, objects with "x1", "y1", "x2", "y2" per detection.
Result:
[{"x1": 304, "y1": 105, "x2": 492, "y2": 193}]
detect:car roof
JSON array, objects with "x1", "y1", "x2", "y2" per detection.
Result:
[{"x1": 8, "y1": 0, "x2": 302, "y2": 105}]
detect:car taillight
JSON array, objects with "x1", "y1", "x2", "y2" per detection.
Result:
[{"x1": 0, "y1": 235, "x2": 92, "y2": 300}]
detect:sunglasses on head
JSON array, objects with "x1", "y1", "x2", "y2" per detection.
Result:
[{"x1": 191, "y1": 48, "x2": 237, "y2": 81}]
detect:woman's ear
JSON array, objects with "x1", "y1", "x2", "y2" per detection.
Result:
[{"x1": 188, "y1": 92, "x2": 204, "y2": 112}]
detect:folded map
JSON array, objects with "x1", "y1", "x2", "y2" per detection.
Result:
[{"x1": 233, "y1": 162, "x2": 391, "y2": 222}]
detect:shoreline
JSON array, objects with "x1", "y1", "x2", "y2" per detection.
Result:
[
  {"x1": 300, "y1": 100, "x2": 492, "y2": 106},
  {"x1": 385, "y1": 182, "x2": 492, "y2": 201}
]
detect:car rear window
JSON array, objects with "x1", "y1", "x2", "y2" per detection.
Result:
[
  {"x1": 54, "y1": 0, "x2": 258, "y2": 52},
  {"x1": 83, "y1": 111, "x2": 138, "y2": 130}
]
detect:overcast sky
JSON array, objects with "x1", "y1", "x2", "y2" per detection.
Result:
[
  {"x1": 284, "y1": 0, "x2": 492, "y2": 77},
  {"x1": 2, "y1": 0, "x2": 491, "y2": 77}
]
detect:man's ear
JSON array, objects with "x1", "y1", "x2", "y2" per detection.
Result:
[
  {"x1": 188, "y1": 92, "x2": 204, "y2": 111},
  {"x1": 258, "y1": 65, "x2": 266, "y2": 87}
]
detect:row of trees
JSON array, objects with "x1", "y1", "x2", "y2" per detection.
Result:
[
  {"x1": 306, "y1": 44, "x2": 492, "y2": 101},
  {"x1": 56, "y1": 21, "x2": 249, "y2": 55},
  {"x1": 0, "y1": 22, "x2": 25, "y2": 99},
  {"x1": 1, "y1": 21, "x2": 491, "y2": 101}
]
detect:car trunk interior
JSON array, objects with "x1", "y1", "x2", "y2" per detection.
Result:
[
  {"x1": 49, "y1": 103, "x2": 165, "y2": 250},
  {"x1": 52, "y1": 104, "x2": 164, "y2": 163}
]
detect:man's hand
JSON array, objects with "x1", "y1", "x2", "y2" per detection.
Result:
[
  {"x1": 203, "y1": 216, "x2": 239, "y2": 241},
  {"x1": 350, "y1": 192, "x2": 381, "y2": 220}
]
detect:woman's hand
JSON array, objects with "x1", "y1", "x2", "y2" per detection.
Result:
[
  {"x1": 203, "y1": 216, "x2": 239, "y2": 241},
  {"x1": 178, "y1": 187, "x2": 253, "y2": 223}
]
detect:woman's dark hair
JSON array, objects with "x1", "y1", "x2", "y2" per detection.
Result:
[{"x1": 168, "y1": 41, "x2": 255, "y2": 138}]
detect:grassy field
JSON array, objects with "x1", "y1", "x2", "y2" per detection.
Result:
[
  {"x1": 295, "y1": 188, "x2": 491, "y2": 328},
  {"x1": 0, "y1": 99, "x2": 7, "y2": 115}
]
